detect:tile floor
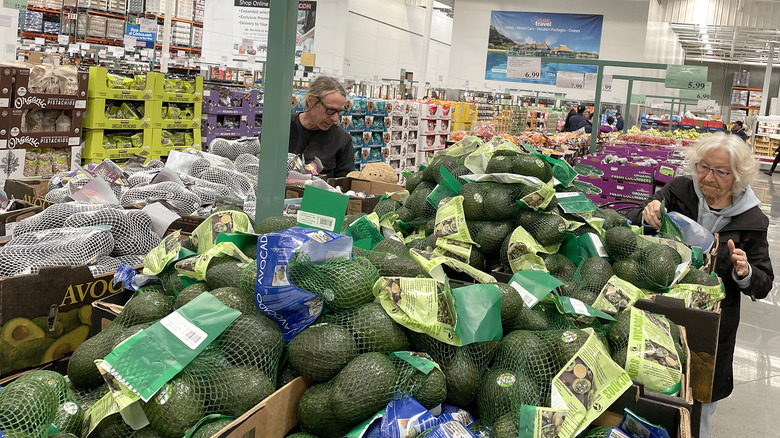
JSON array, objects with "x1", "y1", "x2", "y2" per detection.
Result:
[{"x1": 710, "y1": 172, "x2": 780, "y2": 437}]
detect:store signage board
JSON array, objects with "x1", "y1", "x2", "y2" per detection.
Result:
[
  {"x1": 665, "y1": 64, "x2": 708, "y2": 90},
  {"x1": 631, "y1": 94, "x2": 646, "y2": 105},
  {"x1": 506, "y1": 56, "x2": 542, "y2": 80},
  {"x1": 556, "y1": 71, "x2": 584, "y2": 89},
  {"x1": 679, "y1": 85, "x2": 713, "y2": 100},
  {"x1": 3, "y1": 0, "x2": 27, "y2": 11},
  {"x1": 554, "y1": 93, "x2": 566, "y2": 100},
  {"x1": 126, "y1": 25, "x2": 155, "y2": 49},
  {"x1": 697, "y1": 99, "x2": 717, "y2": 111},
  {"x1": 583, "y1": 73, "x2": 613, "y2": 91}
]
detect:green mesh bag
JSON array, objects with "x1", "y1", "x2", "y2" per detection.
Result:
[
  {"x1": 466, "y1": 220, "x2": 514, "y2": 254},
  {"x1": 190, "y1": 418, "x2": 235, "y2": 438},
  {"x1": 632, "y1": 242, "x2": 683, "y2": 292},
  {"x1": 460, "y1": 182, "x2": 494, "y2": 221},
  {"x1": 494, "y1": 283, "x2": 549, "y2": 332},
  {"x1": 603, "y1": 227, "x2": 638, "y2": 261},
  {"x1": 364, "y1": 238, "x2": 427, "y2": 278},
  {"x1": 69, "y1": 382, "x2": 109, "y2": 413},
  {"x1": 52, "y1": 401, "x2": 84, "y2": 436},
  {"x1": 373, "y1": 197, "x2": 402, "y2": 218},
  {"x1": 577, "y1": 426, "x2": 614, "y2": 438},
  {"x1": 516, "y1": 210, "x2": 568, "y2": 247},
  {"x1": 314, "y1": 302, "x2": 411, "y2": 355},
  {"x1": 16, "y1": 370, "x2": 73, "y2": 403},
  {"x1": 593, "y1": 208, "x2": 627, "y2": 230},
  {"x1": 0, "y1": 378, "x2": 59, "y2": 438},
  {"x1": 396, "y1": 187, "x2": 436, "y2": 225},
  {"x1": 288, "y1": 253, "x2": 380, "y2": 311},
  {"x1": 254, "y1": 215, "x2": 297, "y2": 234},
  {"x1": 570, "y1": 257, "x2": 614, "y2": 305}
]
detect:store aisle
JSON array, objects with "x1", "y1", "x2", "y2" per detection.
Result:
[{"x1": 711, "y1": 172, "x2": 780, "y2": 437}]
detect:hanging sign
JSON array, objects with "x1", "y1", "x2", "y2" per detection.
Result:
[
  {"x1": 556, "y1": 71, "x2": 584, "y2": 89},
  {"x1": 631, "y1": 94, "x2": 646, "y2": 105},
  {"x1": 665, "y1": 64, "x2": 708, "y2": 90},
  {"x1": 679, "y1": 84, "x2": 712, "y2": 100},
  {"x1": 126, "y1": 25, "x2": 155, "y2": 49},
  {"x1": 3, "y1": 0, "x2": 27, "y2": 11},
  {"x1": 506, "y1": 56, "x2": 542, "y2": 80},
  {"x1": 583, "y1": 73, "x2": 613, "y2": 91}
]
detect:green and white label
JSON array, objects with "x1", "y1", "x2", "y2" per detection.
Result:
[
  {"x1": 680, "y1": 84, "x2": 712, "y2": 100},
  {"x1": 665, "y1": 64, "x2": 708, "y2": 90}
]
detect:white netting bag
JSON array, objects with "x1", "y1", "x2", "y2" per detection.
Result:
[
  {"x1": 14, "y1": 202, "x2": 122, "y2": 236},
  {"x1": 62, "y1": 208, "x2": 161, "y2": 257},
  {"x1": 179, "y1": 174, "x2": 235, "y2": 198},
  {"x1": 210, "y1": 138, "x2": 261, "y2": 161},
  {"x1": 0, "y1": 227, "x2": 114, "y2": 277},
  {"x1": 199, "y1": 167, "x2": 253, "y2": 199},
  {"x1": 89, "y1": 254, "x2": 146, "y2": 275},
  {"x1": 234, "y1": 153, "x2": 259, "y2": 173},
  {"x1": 242, "y1": 199, "x2": 256, "y2": 223},
  {"x1": 120, "y1": 182, "x2": 202, "y2": 214},
  {"x1": 44, "y1": 187, "x2": 71, "y2": 203},
  {"x1": 238, "y1": 137, "x2": 260, "y2": 156},
  {"x1": 183, "y1": 148, "x2": 236, "y2": 170},
  {"x1": 127, "y1": 169, "x2": 160, "y2": 188}
]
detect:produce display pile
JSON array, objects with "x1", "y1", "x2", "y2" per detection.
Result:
[{"x1": 0, "y1": 134, "x2": 720, "y2": 438}]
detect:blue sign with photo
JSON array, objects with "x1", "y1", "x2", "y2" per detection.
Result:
[
  {"x1": 485, "y1": 11, "x2": 603, "y2": 85},
  {"x1": 126, "y1": 24, "x2": 156, "y2": 48}
]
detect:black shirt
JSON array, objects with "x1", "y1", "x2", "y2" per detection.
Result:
[
  {"x1": 568, "y1": 113, "x2": 592, "y2": 133},
  {"x1": 289, "y1": 113, "x2": 354, "y2": 178}
]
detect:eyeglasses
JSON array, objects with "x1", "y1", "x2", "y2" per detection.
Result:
[
  {"x1": 316, "y1": 99, "x2": 346, "y2": 116},
  {"x1": 695, "y1": 162, "x2": 732, "y2": 179}
]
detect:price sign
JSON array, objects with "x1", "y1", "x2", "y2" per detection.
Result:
[
  {"x1": 554, "y1": 93, "x2": 566, "y2": 100},
  {"x1": 506, "y1": 56, "x2": 542, "y2": 80},
  {"x1": 556, "y1": 71, "x2": 584, "y2": 89},
  {"x1": 631, "y1": 94, "x2": 646, "y2": 105},
  {"x1": 3, "y1": 0, "x2": 27, "y2": 11},
  {"x1": 679, "y1": 84, "x2": 712, "y2": 100},
  {"x1": 665, "y1": 64, "x2": 708, "y2": 89},
  {"x1": 602, "y1": 74, "x2": 613, "y2": 92},
  {"x1": 697, "y1": 99, "x2": 717, "y2": 111},
  {"x1": 583, "y1": 73, "x2": 613, "y2": 91}
]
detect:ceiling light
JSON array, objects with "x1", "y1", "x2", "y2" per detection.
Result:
[{"x1": 699, "y1": 27, "x2": 708, "y2": 34}]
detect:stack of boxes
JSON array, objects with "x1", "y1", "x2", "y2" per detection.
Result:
[
  {"x1": 127, "y1": 0, "x2": 144, "y2": 14},
  {"x1": 175, "y1": 0, "x2": 194, "y2": 20},
  {"x1": 201, "y1": 88, "x2": 259, "y2": 146},
  {"x1": 83, "y1": 67, "x2": 203, "y2": 161},
  {"x1": 417, "y1": 102, "x2": 451, "y2": 160},
  {"x1": 145, "y1": 0, "x2": 167, "y2": 15},
  {"x1": 171, "y1": 21, "x2": 192, "y2": 47},
  {"x1": 105, "y1": 17, "x2": 125, "y2": 40},
  {"x1": 450, "y1": 102, "x2": 475, "y2": 132},
  {"x1": 107, "y1": 0, "x2": 126, "y2": 14},
  {"x1": 382, "y1": 101, "x2": 417, "y2": 176},
  {"x1": 194, "y1": 0, "x2": 204, "y2": 22},
  {"x1": 24, "y1": 11, "x2": 44, "y2": 33},
  {"x1": 341, "y1": 97, "x2": 389, "y2": 172}
]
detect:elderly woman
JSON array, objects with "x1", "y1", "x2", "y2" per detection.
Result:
[{"x1": 625, "y1": 132, "x2": 773, "y2": 438}]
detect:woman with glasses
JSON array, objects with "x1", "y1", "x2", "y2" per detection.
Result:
[
  {"x1": 289, "y1": 76, "x2": 354, "y2": 178},
  {"x1": 625, "y1": 132, "x2": 773, "y2": 438}
]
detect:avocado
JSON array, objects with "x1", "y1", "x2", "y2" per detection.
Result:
[
  {"x1": 90, "y1": 412, "x2": 135, "y2": 438},
  {"x1": 210, "y1": 365, "x2": 275, "y2": 417},
  {"x1": 496, "y1": 330, "x2": 554, "y2": 385},
  {"x1": 240, "y1": 263, "x2": 258, "y2": 295},
  {"x1": 578, "y1": 257, "x2": 614, "y2": 291},
  {"x1": 117, "y1": 292, "x2": 173, "y2": 325},
  {"x1": 405, "y1": 171, "x2": 425, "y2": 193},
  {"x1": 449, "y1": 165, "x2": 472, "y2": 185},
  {"x1": 395, "y1": 206, "x2": 415, "y2": 223},
  {"x1": 342, "y1": 212, "x2": 367, "y2": 232},
  {"x1": 348, "y1": 302, "x2": 410, "y2": 354},
  {"x1": 604, "y1": 227, "x2": 638, "y2": 261},
  {"x1": 17, "y1": 370, "x2": 71, "y2": 404},
  {"x1": 594, "y1": 208, "x2": 627, "y2": 230},
  {"x1": 130, "y1": 426, "x2": 167, "y2": 438},
  {"x1": 206, "y1": 261, "x2": 249, "y2": 290},
  {"x1": 680, "y1": 268, "x2": 719, "y2": 286},
  {"x1": 469, "y1": 220, "x2": 513, "y2": 254},
  {"x1": 220, "y1": 313, "x2": 283, "y2": 367},
  {"x1": 485, "y1": 155, "x2": 514, "y2": 174},
  {"x1": 2, "y1": 317, "x2": 45, "y2": 347},
  {"x1": 484, "y1": 187, "x2": 521, "y2": 221},
  {"x1": 400, "y1": 363, "x2": 447, "y2": 410},
  {"x1": 517, "y1": 211, "x2": 567, "y2": 247},
  {"x1": 330, "y1": 352, "x2": 398, "y2": 426},
  {"x1": 492, "y1": 413, "x2": 519, "y2": 438},
  {"x1": 111, "y1": 323, "x2": 154, "y2": 350},
  {"x1": 191, "y1": 418, "x2": 235, "y2": 438},
  {"x1": 0, "y1": 378, "x2": 58, "y2": 435},
  {"x1": 373, "y1": 198, "x2": 402, "y2": 218},
  {"x1": 552, "y1": 329, "x2": 589, "y2": 369},
  {"x1": 432, "y1": 155, "x2": 459, "y2": 184},
  {"x1": 32, "y1": 316, "x2": 64, "y2": 339},
  {"x1": 461, "y1": 182, "x2": 488, "y2": 220},
  {"x1": 613, "y1": 258, "x2": 641, "y2": 286},
  {"x1": 52, "y1": 401, "x2": 84, "y2": 436},
  {"x1": 142, "y1": 374, "x2": 204, "y2": 437},
  {"x1": 512, "y1": 154, "x2": 553, "y2": 182},
  {"x1": 408, "y1": 330, "x2": 457, "y2": 364},
  {"x1": 669, "y1": 321, "x2": 681, "y2": 345},
  {"x1": 254, "y1": 215, "x2": 297, "y2": 234},
  {"x1": 442, "y1": 351, "x2": 480, "y2": 407},
  {"x1": 297, "y1": 383, "x2": 348, "y2": 438},
  {"x1": 67, "y1": 329, "x2": 118, "y2": 390},
  {"x1": 476, "y1": 369, "x2": 539, "y2": 423},
  {"x1": 288, "y1": 323, "x2": 357, "y2": 383},
  {"x1": 174, "y1": 282, "x2": 211, "y2": 309},
  {"x1": 403, "y1": 188, "x2": 434, "y2": 221},
  {"x1": 608, "y1": 310, "x2": 632, "y2": 350},
  {"x1": 135, "y1": 284, "x2": 167, "y2": 297},
  {"x1": 372, "y1": 238, "x2": 410, "y2": 258},
  {"x1": 405, "y1": 236, "x2": 429, "y2": 251},
  {"x1": 210, "y1": 287, "x2": 258, "y2": 315},
  {"x1": 42, "y1": 325, "x2": 90, "y2": 363},
  {"x1": 543, "y1": 253, "x2": 577, "y2": 283},
  {"x1": 7, "y1": 338, "x2": 54, "y2": 370},
  {"x1": 277, "y1": 362, "x2": 300, "y2": 389},
  {"x1": 637, "y1": 245, "x2": 681, "y2": 290},
  {"x1": 159, "y1": 270, "x2": 184, "y2": 296},
  {"x1": 612, "y1": 346, "x2": 628, "y2": 368},
  {"x1": 571, "y1": 287, "x2": 600, "y2": 305}
]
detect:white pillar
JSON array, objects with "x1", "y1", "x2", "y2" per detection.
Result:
[
  {"x1": 161, "y1": 0, "x2": 174, "y2": 73},
  {"x1": 416, "y1": 0, "x2": 434, "y2": 99},
  {"x1": 760, "y1": 43, "x2": 774, "y2": 116}
]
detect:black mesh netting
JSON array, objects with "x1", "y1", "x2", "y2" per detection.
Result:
[
  {"x1": 395, "y1": 186, "x2": 437, "y2": 227},
  {"x1": 14, "y1": 202, "x2": 122, "y2": 236},
  {"x1": 288, "y1": 253, "x2": 380, "y2": 311},
  {"x1": 62, "y1": 208, "x2": 161, "y2": 257},
  {"x1": 235, "y1": 153, "x2": 259, "y2": 174},
  {"x1": 0, "y1": 227, "x2": 114, "y2": 277},
  {"x1": 199, "y1": 166, "x2": 253, "y2": 199},
  {"x1": 209, "y1": 137, "x2": 260, "y2": 161},
  {"x1": 295, "y1": 352, "x2": 444, "y2": 438},
  {"x1": 569, "y1": 257, "x2": 615, "y2": 305},
  {"x1": 466, "y1": 220, "x2": 514, "y2": 254},
  {"x1": 604, "y1": 226, "x2": 638, "y2": 261},
  {"x1": 516, "y1": 210, "x2": 568, "y2": 247},
  {"x1": 120, "y1": 181, "x2": 201, "y2": 214}
]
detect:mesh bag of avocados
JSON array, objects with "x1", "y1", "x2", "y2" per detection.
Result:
[
  {"x1": 235, "y1": 152, "x2": 260, "y2": 174},
  {"x1": 607, "y1": 308, "x2": 685, "y2": 394},
  {"x1": 179, "y1": 173, "x2": 236, "y2": 198},
  {"x1": 295, "y1": 352, "x2": 441, "y2": 438},
  {"x1": 120, "y1": 181, "x2": 202, "y2": 214},
  {"x1": 395, "y1": 185, "x2": 438, "y2": 229},
  {"x1": 14, "y1": 202, "x2": 123, "y2": 236},
  {"x1": 184, "y1": 147, "x2": 237, "y2": 171},
  {"x1": 631, "y1": 239, "x2": 687, "y2": 292},
  {"x1": 198, "y1": 166, "x2": 254, "y2": 199},
  {"x1": 126, "y1": 169, "x2": 160, "y2": 188},
  {"x1": 288, "y1": 251, "x2": 380, "y2": 311},
  {"x1": 0, "y1": 377, "x2": 60, "y2": 438},
  {"x1": 62, "y1": 208, "x2": 161, "y2": 257},
  {"x1": 362, "y1": 238, "x2": 428, "y2": 278}
]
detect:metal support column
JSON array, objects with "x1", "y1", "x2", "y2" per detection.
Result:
[
  {"x1": 160, "y1": 0, "x2": 173, "y2": 73},
  {"x1": 591, "y1": 64, "x2": 605, "y2": 153},
  {"x1": 760, "y1": 43, "x2": 774, "y2": 116},
  {"x1": 624, "y1": 79, "x2": 633, "y2": 133},
  {"x1": 416, "y1": 0, "x2": 434, "y2": 99},
  {"x1": 256, "y1": 0, "x2": 299, "y2": 222}
]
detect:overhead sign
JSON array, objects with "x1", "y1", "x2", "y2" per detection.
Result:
[
  {"x1": 665, "y1": 64, "x2": 708, "y2": 90},
  {"x1": 554, "y1": 92, "x2": 566, "y2": 100},
  {"x1": 584, "y1": 73, "x2": 613, "y2": 91},
  {"x1": 679, "y1": 84, "x2": 713, "y2": 100},
  {"x1": 631, "y1": 94, "x2": 646, "y2": 105},
  {"x1": 126, "y1": 25, "x2": 155, "y2": 49},
  {"x1": 506, "y1": 56, "x2": 542, "y2": 80},
  {"x1": 556, "y1": 71, "x2": 584, "y2": 89}
]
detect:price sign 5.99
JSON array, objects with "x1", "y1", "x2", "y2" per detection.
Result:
[{"x1": 665, "y1": 64, "x2": 708, "y2": 90}]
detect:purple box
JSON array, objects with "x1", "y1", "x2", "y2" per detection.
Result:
[
  {"x1": 201, "y1": 113, "x2": 249, "y2": 138},
  {"x1": 248, "y1": 112, "x2": 262, "y2": 136},
  {"x1": 202, "y1": 89, "x2": 257, "y2": 115},
  {"x1": 608, "y1": 180, "x2": 654, "y2": 201},
  {"x1": 605, "y1": 163, "x2": 655, "y2": 184},
  {"x1": 577, "y1": 174, "x2": 613, "y2": 197},
  {"x1": 654, "y1": 161, "x2": 684, "y2": 184}
]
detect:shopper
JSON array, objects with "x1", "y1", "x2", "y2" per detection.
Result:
[
  {"x1": 566, "y1": 105, "x2": 591, "y2": 133},
  {"x1": 562, "y1": 106, "x2": 577, "y2": 132},
  {"x1": 289, "y1": 76, "x2": 354, "y2": 178},
  {"x1": 624, "y1": 132, "x2": 773, "y2": 438},
  {"x1": 731, "y1": 121, "x2": 748, "y2": 142},
  {"x1": 598, "y1": 116, "x2": 616, "y2": 139},
  {"x1": 615, "y1": 112, "x2": 624, "y2": 131},
  {"x1": 765, "y1": 143, "x2": 780, "y2": 176}
]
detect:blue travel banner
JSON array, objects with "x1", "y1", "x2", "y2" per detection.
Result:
[{"x1": 485, "y1": 12, "x2": 604, "y2": 85}]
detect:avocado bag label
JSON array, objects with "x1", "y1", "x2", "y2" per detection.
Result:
[
  {"x1": 665, "y1": 282, "x2": 725, "y2": 311},
  {"x1": 535, "y1": 153, "x2": 578, "y2": 187},
  {"x1": 505, "y1": 226, "x2": 548, "y2": 274},
  {"x1": 191, "y1": 211, "x2": 253, "y2": 254},
  {"x1": 102, "y1": 293, "x2": 241, "y2": 402},
  {"x1": 82, "y1": 392, "x2": 121, "y2": 438},
  {"x1": 657, "y1": 201, "x2": 685, "y2": 245},
  {"x1": 578, "y1": 233, "x2": 608, "y2": 259},
  {"x1": 555, "y1": 192, "x2": 596, "y2": 214},
  {"x1": 554, "y1": 295, "x2": 615, "y2": 321},
  {"x1": 509, "y1": 270, "x2": 564, "y2": 308},
  {"x1": 446, "y1": 135, "x2": 483, "y2": 158},
  {"x1": 143, "y1": 231, "x2": 182, "y2": 275},
  {"x1": 298, "y1": 185, "x2": 350, "y2": 232},
  {"x1": 618, "y1": 408, "x2": 672, "y2": 438},
  {"x1": 433, "y1": 238, "x2": 473, "y2": 261},
  {"x1": 625, "y1": 308, "x2": 682, "y2": 394},
  {"x1": 410, "y1": 248, "x2": 496, "y2": 284},
  {"x1": 459, "y1": 173, "x2": 555, "y2": 211},
  {"x1": 516, "y1": 405, "x2": 569, "y2": 438},
  {"x1": 255, "y1": 227, "x2": 351, "y2": 341},
  {"x1": 463, "y1": 138, "x2": 522, "y2": 174},
  {"x1": 550, "y1": 330, "x2": 632, "y2": 438},
  {"x1": 438, "y1": 166, "x2": 465, "y2": 195},
  {"x1": 175, "y1": 242, "x2": 252, "y2": 281},
  {"x1": 380, "y1": 396, "x2": 438, "y2": 438},
  {"x1": 95, "y1": 360, "x2": 148, "y2": 430},
  {"x1": 451, "y1": 283, "x2": 503, "y2": 345},
  {"x1": 433, "y1": 196, "x2": 476, "y2": 245},
  {"x1": 215, "y1": 231, "x2": 259, "y2": 251},
  {"x1": 593, "y1": 276, "x2": 647, "y2": 313},
  {"x1": 373, "y1": 276, "x2": 462, "y2": 346},
  {"x1": 390, "y1": 351, "x2": 437, "y2": 374},
  {"x1": 343, "y1": 215, "x2": 384, "y2": 250},
  {"x1": 572, "y1": 212, "x2": 606, "y2": 237}
]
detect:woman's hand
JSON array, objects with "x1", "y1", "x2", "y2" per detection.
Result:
[
  {"x1": 728, "y1": 239, "x2": 750, "y2": 278},
  {"x1": 642, "y1": 200, "x2": 664, "y2": 229}
]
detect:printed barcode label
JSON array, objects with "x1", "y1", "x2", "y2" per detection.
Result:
[
  {"x1": 160, "y1": 312, "x2": 207, "y2": 350},
  {"x1": 510, "y1": 281, "x2": 539, "y2": 308},
  {"x1": 297, "y1": 211, "x2": 336, "y2": 231},
  {"x1": 555, "y1": 192, "x2": 579, "y2": 199},
  {"x1": 569, "y1": 298, "x2": 589, "y2": 315},
  {"x1": 75, "y1": 100, "x2": 86, "y2": 109}
]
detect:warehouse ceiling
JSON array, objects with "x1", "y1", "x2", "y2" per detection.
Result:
[{"x1": 671, "y1": 23, "x2": 780, "y2": 65}]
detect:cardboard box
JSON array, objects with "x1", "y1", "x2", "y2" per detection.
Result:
[
  {"x1": 592, "y1": 384, "x2": 691, "y2": 438},
  {"x1": 0, "y1": 66, "x2": 14, "y2": 109},
  {"x1": 0, "y1": 200, "x2": 42, "y2": 238},
  {"x1": 634, "y1": 295, "x2": 721, "y2": 403},
  {"x1": 84, "y1": 98, "x2": 152, "y2": 130},
  {"x1": 82, "y1": 129, "x2": 156, "y2": 161},
  {"x1": 150, "y1": 99, "x2": 202, "y2": 129},
  {"x1": 201, "y1": 113, "x2": 249, "y2": 138},
  {"x1": 3, "y1": 178, "x2": 51, "y2": 209},
  {"x1": 247, "y1": 112, "x2": 262, "y2": 136},
  {"x1": 8, "y1": 66, "x2": 88, "y2": 110},
  {"x1": 0, "y1": 107, "x2": 83, "y2": 150},
  {"x1": 202, "y1": 89, "x2": 255, "y2": 115},
  {"x1": 87, "y1": 66, "x2": 154, "y2": 101},
  {"x1": 148, "y1": 72, "x2": 203, "y2": 103},
  {"x1": 153, "y1": 128, "x2": 203, "y2": 157},
  {"x1": 89, "y1": 288, "x2": 133, "y2": 336},
  {"x1": 608, "y1": 180, "x2": 654, "y2": 201}
]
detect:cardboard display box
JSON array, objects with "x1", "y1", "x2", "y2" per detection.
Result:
[
  {"x1": 202, "y1": 89, "x2": 255, "y2": 115},
  {"x1": 83, "y1": 98, "x2": 153, "y2": 130},
  {"x1": 87, "y1": 66, "x2": 154, "y2": 101},
  {"x1": 0, "y1": 107, "x2": 83, "y2": 150},
  {"x1": 3, "y1": 177, "x2": 51, "y2": 209},
  {"x1": 0, "y1": 199, "x2": 42, "y2": 238},
  {"x1": 7, "y1": 66, "x2": 88, "y2": 110},
  {"x1": 593, "y1": 383, "x2": 691, "y2": 438},
  {"x1": 82, "y1": 129, "x2": 157, "y2": 161},
  {"x1": 327, "y1": 177, "x2": 403, "y2": 214},
  {"x1": 148, "y1": 72, "x2": 203, "y2": 103},
  {"x1": 150, "y1": 100, "x2": 203, "y2": 129}
]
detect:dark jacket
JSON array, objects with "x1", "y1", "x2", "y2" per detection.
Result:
[
  {"x1": 625, "y1": 176, "x2": 773, "y2": 401},
  {"x1": 568, "y1": 113, "x2": 592, "y2": 133},
  {"x1": 615, "y1": 117, "x2": 624, "y2": 131},
  {"x1": 289, "y1": 113, "x2": 354, "y2": 178},
  {"x1": 563, "y1": 109, "x2": 577, "y2": 132},
  {"x1": 733, "y1": 128, "x2": 748, "y2": 142}
]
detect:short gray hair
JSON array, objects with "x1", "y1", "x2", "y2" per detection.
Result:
[
  {"x1": 685, "y1": 132, "x2": 758, "y2": 195},
  {"x1": 304, "y1": 76, "x2": 346, "y2": 110}
]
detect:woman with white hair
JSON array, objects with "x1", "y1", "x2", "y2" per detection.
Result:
[{"x1": 625, "y1": 132, "x2": 773, "y2": 438}]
